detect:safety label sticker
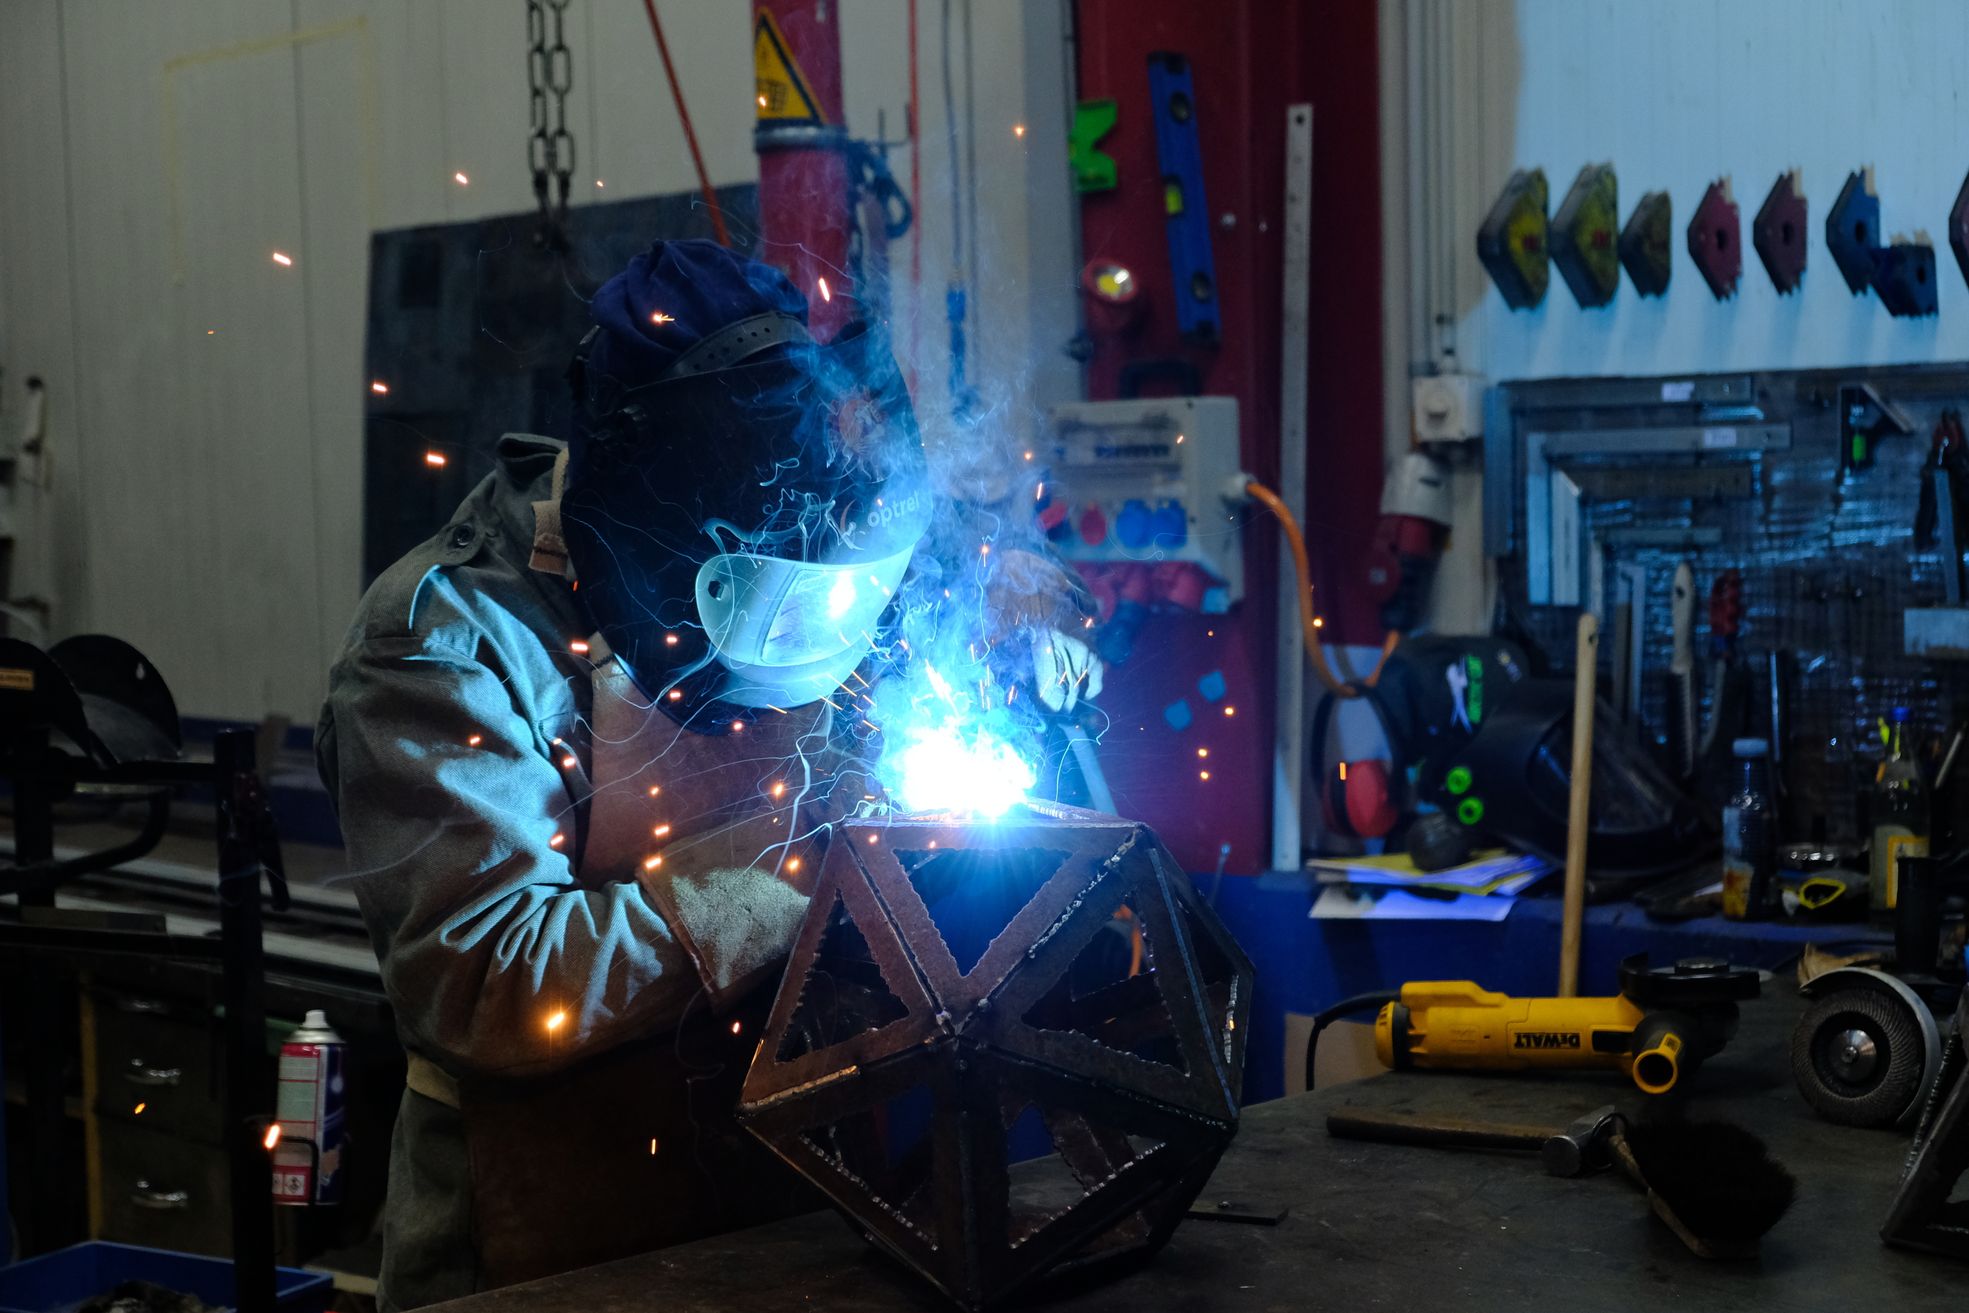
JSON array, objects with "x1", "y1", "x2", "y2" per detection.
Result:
[{"x1": 754, "y1": 10, "x2": 825, "y2": 125}]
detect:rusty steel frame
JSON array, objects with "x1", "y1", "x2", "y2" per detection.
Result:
[{"x1": 738, "y1": 800, "x2": 1254, "y2": 1310}]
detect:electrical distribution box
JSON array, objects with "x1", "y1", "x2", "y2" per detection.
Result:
[{"x1": 1039, "y1": 396, "x2": 1244, "y2": 605}]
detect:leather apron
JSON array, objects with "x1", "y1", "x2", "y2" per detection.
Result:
[{"x1": 454, "y1": 654, "x2": 835, "y2": 1291}]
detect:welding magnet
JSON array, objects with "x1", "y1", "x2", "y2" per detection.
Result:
[
  {"x1": 1551, "y1": 163, "x2": 1620, "y2": 309},
  {"x1": 1476, "y1": 168, "x2": 1551, "y2": 310},
  {"x1": 1687, "y1": 178, "x2": 1742, "y2": 300},
  {"x1": 1619, "y1": 190, "x2": 1673, "y2": 297}
]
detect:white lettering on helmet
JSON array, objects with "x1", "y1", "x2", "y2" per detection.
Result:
[{"x1": 865, "y1": 490, "x2": 926, "y2": 530}]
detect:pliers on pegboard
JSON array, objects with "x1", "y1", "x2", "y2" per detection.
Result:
[{"x1": 1915, "y1": 410, "x2": 1969, "y2": 546}]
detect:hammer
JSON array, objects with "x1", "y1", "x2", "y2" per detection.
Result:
[
  {"x1": 1326, "y1": 1105, "x2": 1621, "y2": 1177},
  {"x1": 1327, "y1": 1104, "x2": 1795, "y2": 1256}
]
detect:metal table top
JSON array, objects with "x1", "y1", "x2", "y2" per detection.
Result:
[{"x1": 434, "y1": 987, "x2": 1960, "y2": 1312}]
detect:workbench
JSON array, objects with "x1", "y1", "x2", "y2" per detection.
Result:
[{"x1": 432, "y1": 986, "x2": 1959, "y2": 1312}]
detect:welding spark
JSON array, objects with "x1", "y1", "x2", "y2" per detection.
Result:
[
  {"x1": 424, "y1": 451, "x2": 447, "y2": 468},
  {"x1": 652, "y1": 824, "x2": 672, "y2": 838},
  {"x1": 1312, "y1": 616, "x2": 1325, "y2": 628},
  {"x1": 560, "y1": 754, "x2": 578, "y2": 769},
  {"x1": 271, "y1": 251, "x2": 293, "y2": 266},
  {"x1": 644, "y1": 855, "x2": 663, "y2": 871},
  {"x1": 817, "y1": 276, "x2": 832, "y2": 302},
  {"x1": 263, "y1": 1123, "x2": 283, "y2": 1151},
  {"x1": 668, "y1": 690, "x2": 684, "y2": 701},
  {"x1": 545, "y1": 1009, "x2": 567, "y2": 1033},
  {"x1": 650, "y1": 1137, "x2": 659, "y2": 1154},
  {"x1": 549, "y1": 831, "x2": 566, "y2": 849},
  {"x1": 370, "y1": 380, "x2": 390, "y2": 395},
  {"x1": 647, "y1": 784, "x2": 661, "y2": 797},
  {"x1": 664, "y1": 633, "x2": 680, "y2": 646},
  {"x1": 133, "y1": 1102, "x2": 146, "y2": 1115},
  {"x1": 650, "y1": 310, "x2": 675, "y2": 325},
  {"x1": 467, "y1": 734, "x2": 483, "y2": 747},
  {"x1": 1197, "y1": 747, "x2": 1209, "y2": 758},
  {"x1": 1013, "y1": 123, "x2": 1027, "y2": 138},
  {"x1": 569, "y1": 639, "x2": 590, "y2": 654},
  {"x1": 595, "y1": 179, "x2": 606, "y2": 188},
  {"x1": 1199, "y1": 770, "x2": 1211, "y2": 781},
  {"x1": 1223, "y1": 706, "x2": 1236, "y2": 717},
  {"x1": 453, "y1": 171, "x2": 470, "y2": 185},
  {"x1": 771, "y1": 781, "x2": 786, "y2": 798},
  {"x1": 786, "y1": 856, "x2": 802, "y2": 873},
  {"x1": 730, "y1": 1020, "x2": 743, "y2": 1035}
]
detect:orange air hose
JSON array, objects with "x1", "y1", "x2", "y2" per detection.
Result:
[{"x1": 1243, "y1": 479, "x2": 1399, "y2": 695}]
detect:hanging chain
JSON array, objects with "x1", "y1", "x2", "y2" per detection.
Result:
[{"x1": 526, "y1": 0, "x2": 576, "y2": 243}]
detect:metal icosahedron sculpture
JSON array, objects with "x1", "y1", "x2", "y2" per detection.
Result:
[{"x1": 738, "y1": 801, "x2": 1253, "y2": 1311}]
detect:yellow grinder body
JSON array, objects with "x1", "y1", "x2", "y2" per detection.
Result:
[{"x1": 1375, "y1": 982, "x2": 1695, "y2": 1095}]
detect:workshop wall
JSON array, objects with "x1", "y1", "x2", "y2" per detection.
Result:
[
  {"x1": 1449, "y1": 0, "x2": 1969, "y2": 381},
  {"x1": 0, "y1": 0, "x2": 1075, "y2": 724}
]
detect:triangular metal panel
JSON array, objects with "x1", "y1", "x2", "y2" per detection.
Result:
[
  {"x1": 741, "y1": 850, "x2": 943, "y2": 1110},
  {"x1": 849, "y1": 814, "x2": 1138, "y2": 1015},
  {"x1": 990, "y1": 853, "x2": 1233, "y2": 1122}
]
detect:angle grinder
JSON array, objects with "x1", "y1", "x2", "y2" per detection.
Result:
[{"x1": 1308, "y1": 954, "x2": 1761, "y2": 1095}]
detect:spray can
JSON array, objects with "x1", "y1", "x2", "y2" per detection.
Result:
[
  {"x1": 1721, "y1": 738, "x2": 1778, "y2": 920},
  {"x1": 272, "y1": 1009, "x2": 346, "y2": 1206}
]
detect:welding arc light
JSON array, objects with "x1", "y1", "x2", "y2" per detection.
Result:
[{"x1": 893, "y1": 725, "x2": 1035, "y2": 818}]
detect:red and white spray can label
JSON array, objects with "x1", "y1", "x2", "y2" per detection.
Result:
[{"x1": 273, "y1": 1009, "x2": 346, "y2": 1205}]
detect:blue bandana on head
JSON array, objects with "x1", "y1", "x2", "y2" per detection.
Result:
[{"x1": 579, "y1": 238, "x2": 809, "y2": 414}]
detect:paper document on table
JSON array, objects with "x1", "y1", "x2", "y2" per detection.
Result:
[
  {"x1": 1309, "y1": 885, "x2": 1517, "y2": 922},
  {"x1": 1307, "y1": 848, "x2": 1554, "y2": 897}
]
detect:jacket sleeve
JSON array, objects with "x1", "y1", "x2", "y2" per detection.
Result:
[{"x1": 317, "y1": 614, "x2": 803, "y2": 1081}]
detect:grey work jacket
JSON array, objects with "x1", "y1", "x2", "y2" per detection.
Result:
[{"x1": 317, "y1": 434, "x2": 810, "y2": 1309}]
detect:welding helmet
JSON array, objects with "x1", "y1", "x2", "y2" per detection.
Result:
[{"x1": 562, "y1": 310, "x2": 930, "y2": 728}]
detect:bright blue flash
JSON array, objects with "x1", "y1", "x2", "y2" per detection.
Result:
[
  {"x1": 867, "y1": 655, "x2": 1040, "y2": 819},
  {"x1": 893, "y1": 723, "x2": 1036, "y2": 817}
]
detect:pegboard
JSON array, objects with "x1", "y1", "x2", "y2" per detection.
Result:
[{"x1": 1487, "y1": 366, "x2": 1968, "y2": 843}]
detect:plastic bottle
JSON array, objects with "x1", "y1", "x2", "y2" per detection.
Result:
[
  {"x1": 1721, "y1": 738, "x2": 1777, "y2": 920},
  {"x1": 1869, "y1": 707, "x2": 1930, "y2": 913}
]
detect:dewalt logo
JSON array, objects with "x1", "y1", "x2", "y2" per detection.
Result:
[{"x1": 1512, "y1": 1031, "x2": 1581, "y2": 1050}]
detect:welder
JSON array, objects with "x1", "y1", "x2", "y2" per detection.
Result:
[{"x1": 317, "y1": 240, "x2": 1097, "y2": 1311}]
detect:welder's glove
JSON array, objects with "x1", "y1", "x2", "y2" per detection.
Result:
[
  {"x1": 984, "y1": 547, "x2": 1095, "y2": 635},
  {"x1": 1033, "y1": 630, "x2": 1104, "y2": 712}
]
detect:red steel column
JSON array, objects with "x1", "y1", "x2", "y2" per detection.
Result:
[{"x1": 753, "y1": 0, "x2": 854, "y2": 337}]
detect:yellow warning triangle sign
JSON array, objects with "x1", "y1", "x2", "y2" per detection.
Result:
[{"x1": 754, "y1": 10, "x2": 826, "y2": 125}]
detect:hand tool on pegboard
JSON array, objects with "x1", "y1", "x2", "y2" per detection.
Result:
[
  {"x1": 1146, "y1": 53, "x2": 1220, "y2": 344},
  {"x1": 1839, "y1": 380, "x2": 1914, "y2": 476},
  {"x1": 1915, "y1": 409, "x2": 1969, "y2": 605},
  {"x1": 1696, "y1": 569, "x2": 1750, "y2": 803},
  {"x1": 1666, "y1": 561, "x2": 1700, "y2": 784}
]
